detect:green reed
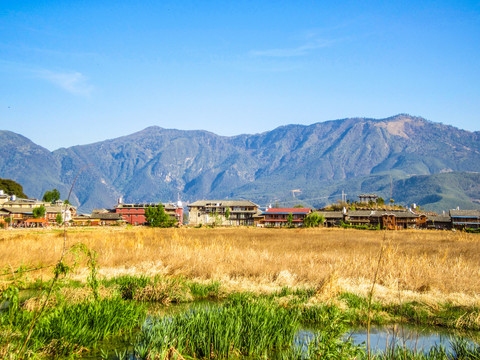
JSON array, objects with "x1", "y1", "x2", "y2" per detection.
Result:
[
  {"x1": 133, "y1": 295, "x2": 299, "y2": 359},
  {"x1": 1, "y1": 297, "x2": 145, "y2": 357}
]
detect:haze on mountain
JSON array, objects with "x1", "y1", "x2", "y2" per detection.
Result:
[{"x1": 1, "y1": 114, "x2": 480, "y2": 213}]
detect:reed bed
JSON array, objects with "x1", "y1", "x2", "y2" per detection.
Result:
[
  {"x1": 0, "y1": 296, "x2": 146, "y2": 358},
  {"x1": 133, "y1": 295, "x2": 300, "y2": 359},
  {"x1": 1, "y1": 227, "x2": 479, "y2": 305}
]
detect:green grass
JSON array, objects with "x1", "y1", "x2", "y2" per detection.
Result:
[
  {"x1": 188, "y1": 280, "x2": 221, "y2": 298},
  {"x1": 1, "y1": 297, "x2": 146, "y2": 358},
  {"x1": 3, "y1": 276, "x2": 480, "y2": 359},
  {"x1": 132, "y1": 294, "x2": 301, "y2": 359}
]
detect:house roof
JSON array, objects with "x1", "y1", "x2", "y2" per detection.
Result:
[
  {"x1": 379, "y1": 211, "x2": 419, "y2": 218},
  {"x1": 91, "y1": 209, "x2": 110, "y2": 214},
  {"x1": 316, "y1": 211, "x2": 344, "y2": 219},
  {"x1": 347, "y1": 210, "x2": 421, "y2": 218},
  {"x1": 3, "y1": 199, "x2": 43, "y2": 206},
  {"x1": 449, "y1": 210, "x2": 480, "y2": 217},
  {"x1": 94, "y1": 213, "x2": 124, "y2": 221},
  {"x1": 44, "y1": 205, "x2": 75, "y2": 213},
  {"x1": 24, "y1": 219, "x2": 48, "y2": 223},
  {"x1": 73, "y1": 214, "x2": 91, "y2": 219},
  {"x1": 263, "y1": 208, "x2": 311, "y2": 215},
  {"x1": 188, "y1": 200, "x2": 258, "y2": 208},
  {"x1": 0, "y1": 207, "x2": 34, "y2": 215},
  {"x1": 347, "y1": 210, "x2": 375, "y2": 217},
  {"x1": 427, "y1": 215, "x2": 451, "y2": 222},
  {"x1": 116, "y1": 202, "x2": 182, "y2": 209}
]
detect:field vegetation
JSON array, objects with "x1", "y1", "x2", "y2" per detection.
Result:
[
  {"x1": 1, "y1": 227, "x2": 479, "y2": 300},
  {"x1": 0, "y1": 227, "x2": 479, "y2": 359}
]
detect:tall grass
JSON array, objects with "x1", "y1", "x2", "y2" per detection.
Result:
[
  {"x1": 2, "y1": 227, "x2": 479, "y2": 306},
  {"x1": 1, "y1": 296, "x2": 145, "y2": 357},
  {"x1": 133, "y1": 294, "x2": 300, "y2": 359},
  {"x1": 371, "y1": 338, "x2": 480, "y2": 360}
]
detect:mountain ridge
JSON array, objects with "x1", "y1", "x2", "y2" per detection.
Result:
[{"x1": 1, "y1": 114, "x2": 480, "y2": 213}]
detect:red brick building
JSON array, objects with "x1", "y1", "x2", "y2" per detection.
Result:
[{"x1": 114, "y1": 203, "x2": 183, "y2": 226}]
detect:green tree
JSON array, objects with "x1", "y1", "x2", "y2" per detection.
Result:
[
  {"x1": 287, "y1": 213, "x2": 293, "y2": 227},
  {"x1": 225, "y1": 207, "x2": 230, "y2": 220},
  {"x1": 145, "y1": 203, "x2": 176, "y2": 228},
  {"x1": 377, "y1": 197, "x2": 385, "y2": 206},
  {"x1": 293, "y1": 204, "x2": 305, "y2": 208},
  {"x1": 33, "y1": 205, "x2": 46, "y2": 219},
  {"x1": 42, "y1": 189, "x2": 60, "y2": 203},
  {"x1": 55, "y1": 213, "x2": 63, "y2": 225},
  {"x1": 303, "y1": 212, "x2": 325, "y2": 227},
  {"x1": 212, "y1": 212, "x2": 223, "y2": 227},
  {"x1": 0, "y1": 178, "x2": 28, "y2": 198}
]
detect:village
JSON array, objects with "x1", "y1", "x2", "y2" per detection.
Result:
[{"x1": 0, "y1": 189, "x2": 479, "y2": 231}]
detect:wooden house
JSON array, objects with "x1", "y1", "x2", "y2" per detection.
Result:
[
  {"x1": 316, "y1": 211, "x2": 344, "y2": 227},
  {"x1": 449, "y1": 209, "x2": 480, "y2": 229},
  {"x1": 262, "y1": 208, "x2": 311, "y2": 227}
]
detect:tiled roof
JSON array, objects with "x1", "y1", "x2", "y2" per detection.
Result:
[
  {"x1": 24, "y1": 219, "x2": 48, "y2": 223},
  {"x1": 427, "y1": 215, "x2": 451, "y2": 222},
  {"x1": 263, "y1": 208, "x2": 311, "y2": 214},
  {"x1": 44, "y1": 205, "x2": 75, "y2": 213},
  {"x1": 188, "y1": 200, "x2": 258, "y2": 207},
  {"x1": 347, "y1": 210, "x2": 375, "y2": 217},
  {"x1": 116, "y1": 203, "x2": 182, "y2": 209},
  {"x1": 93, "y1": 213, "x2": 124, "y2": 221},
  {"x1": 450, "y1": 209, "x2": 480, "y2": 217},
  {"x1": 316, "y1": 211, "x2": 344, "y2": 219},
  {"x1": 0, "y1": 207, "x2": 34, "y2": 214}
]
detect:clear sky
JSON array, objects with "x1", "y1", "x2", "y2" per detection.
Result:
[{"x1": 1, "y1": 0, "x2": 479, "y2": 150}]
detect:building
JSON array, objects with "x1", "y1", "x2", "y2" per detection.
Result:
[
  {"x1": 115, "y1": 202, "x2": 183, "y2": 226},
  {"x1": 262, "y1": 208, "x2": 311, "y2": 227},
  {"x1": 0, "y1": 207, "x2": 34, "y2": 226},
  {"x1": 449, "y1": 209, "x2": 480, "y2": 229},
  {"x1": 358, "y1": 194, "x2": 378, "y2": 204},
  {"x1": 253, "y1": 210, "x2": 266, "y2": 227},
  {"x1": 90, "y1": 209, "x2": 125, "y2": 226},
  {"x1": 346, "y1": 210, "x2": 427, "y2": 230},
  {"x1": 188, "y1": 200, "x2": 259, "y2": 226},
  {"x1": 345, "y1": 210, "x2": 374, "y2": 227},
  {"x1": 427, "y1": 214, "x2": 452, "y2": 230},
  {"x1": 0, "y1": 198, "x2": 76, "y2": 226},
  {"x1": 44, "y1": 202, "x2": 77, "y2": 223},
  {"x1": 316, "y1": 211, "x2": 345, "y2": 227}
]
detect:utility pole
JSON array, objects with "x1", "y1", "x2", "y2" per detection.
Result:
[{"x1": 390, "y1": 175, "x2": 393, "y2": 200}]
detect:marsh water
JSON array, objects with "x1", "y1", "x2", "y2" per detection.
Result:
[{"x1": 83, "y1": 301, "x2": 479, "y2": 359}]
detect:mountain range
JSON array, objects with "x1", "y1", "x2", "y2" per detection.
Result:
[{"x1": 1, "y1": 114, "x2": 480, "y2": 213}]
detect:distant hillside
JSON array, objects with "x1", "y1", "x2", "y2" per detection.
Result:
[
  {"x1": 1, "y1": 114, "x2": 480, "y2": 212},
  {"x1": 392, "y1": 172, "x2": 480, "y2": 213}
]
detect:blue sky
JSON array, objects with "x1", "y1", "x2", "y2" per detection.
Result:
[{"x1": 1, "y1": 0, "x2": 479, "y2": 150}]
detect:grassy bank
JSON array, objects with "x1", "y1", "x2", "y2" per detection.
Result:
[
  {"x1": 1, "y1": 227, "x2": 479, "y2": 358},
  {"x1": 1, "y1": 227, "x2": 479, "y2": 303},
  {"x1": 1, "y1": 273, "x2": 479, "y2": 358}
]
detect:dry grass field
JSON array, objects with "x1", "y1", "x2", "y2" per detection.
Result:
[{"x1": 1, "y1": 227, "x2": 479, "y2": 306}]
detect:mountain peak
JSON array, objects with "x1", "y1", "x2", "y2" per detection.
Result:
[{"x1": 2, "y1": 115, "x2": 480, "y2": 213}]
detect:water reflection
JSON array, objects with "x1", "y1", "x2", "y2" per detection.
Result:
[
  {"x1": 82, "y1": 301, "x2": 479, "y2": 359},
  {"x1": 346, "y1": 324, "x2": 478, "y2": 354}
]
